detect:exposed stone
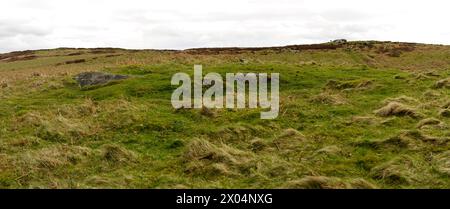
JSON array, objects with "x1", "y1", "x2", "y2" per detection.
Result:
[
  {"x1": 331, "y1": 39, "x2": 347, "y2": 44},
  {"x1": 74, "y1": 72, "x2": 128, "y2": 87}
]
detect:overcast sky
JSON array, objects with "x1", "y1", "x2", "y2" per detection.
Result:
[{"x1": 1, "y1": 0, "x2": 449, "y2": 53}]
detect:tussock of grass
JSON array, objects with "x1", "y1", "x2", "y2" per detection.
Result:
[
  {"x1": 273, "y1": 128, "x2": 306, "y2": 152},
  {"x1": 434, "y1": 151, "x2": 450, "y2": 176},
  {"x1": 439, "y1": 109, "x2": 450, "y2": 118},
  {"x1": 349, "y1": 116, "x2": 378, "y2": 125},
  {"x1": 278, "y1": 128, "x2": 304, "y2": 139},
  {"x1": 0, "y1": 154, "x2": 13, "y2": 172},
  {"x1": 183, "y1": 138, "x2": 254, "y2": 176},
  {"x1": 325, "y1": 79, "x2": 373, "y2": 91},
  {"x1": 285, "y1": 176, "x2": 347, "y2": 189},
  {"x1": 76, "y1": 98, "x2": 98, "y2": 116},
  {"x1": 315, "y1": 145, "x2": 343, "y2": 156},
  {"x1": 19, "y1": 145, "x2": 93, "y2": 170},
  {"x1": 370, "y1": 156, "x2": 427, "y2": 185},
  {"x1": 422, "y1": 90, "x2": 441, "y2": 100},
  {"x1": 184, "y1": 138, "x2": 218, "y2": 161},
  {"x1": 374, "y1": 102, "x2": 422, "y2": 118},
  {"x1": 355, "y1": 129, "x2": 450, "y2": 151},
  {"x1": 402, "y1": 130, "x2": 450, "y2": 145},
  {"x1": 435, "y1": 78, "x2": 450, "y2": 89},
  {"x1": 13, "y1": 107, "x2": 99, "y2": 143},
  {"x1": 37, "y1": 115, "x2": 90, "y2": 142},
  {"x1": 200, "y1": 107, "x2": 217, "y2": 118},
  {"x1": 355, "y1": 135, "x2": 413, "y2": 150},
  {"x1": 314, "y1": 145, "x2": 347, "y2": 159},
  {"x1": 310, "y1": 91, "x2": 347, "y2": 105},
  {"x1": 284, "y1": 176, "x2": 377, "y2": 189},
  {"x1": 417, "y1": 118, "x2": 442, "y2": 129},
  {"x1": 413, "y1": 73, "x2": 432, "y2": 80},
  {"x1": 102, "y1": 144, "x2": 137, "y2": 163},
  {"x1": 14, "y1": 112, "x2": 44, "y2": 127},
  {"x1": 93, "y1": 99, "x2": 152, "y2": 131},
  {"x1": 0, "y1": 81, "x2": 7, "y2": 88},
  {"x1": 249, "y1": 138, "x2": 266, "y2": 152},
  {"x1": 424, "y1": 71, "x2": 441, "y2": 77},
  {"x1": 349, "y1": 178, "x2": 379, "y2": 189},
  {"x1": 442, "y1": 101, "x2": 450, "y2": 109},
  {"x1": 383, "y1": 96, "x2": 419, "y2": 105},
  {"x1": 7, "y1": 136, "x2": 41, "y2": 147}
]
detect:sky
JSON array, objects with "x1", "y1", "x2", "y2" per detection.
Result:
[{"x1": 1, "y1": 0, "x2": 449, "y2": 53}]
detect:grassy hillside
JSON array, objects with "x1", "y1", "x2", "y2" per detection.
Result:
[{"x1": 1, "y1": 41, "x2": 450, "y2": 188}]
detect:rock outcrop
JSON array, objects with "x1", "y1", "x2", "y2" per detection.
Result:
[{"x1": 74, "y1": 72, "x2": 128, "y2": 87}]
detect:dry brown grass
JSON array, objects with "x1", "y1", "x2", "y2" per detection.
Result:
[
  {"x1": 435, "y1": 78, "x2": 450, "y2": 89},
  {"x1": 383, "y1": 96, "x2": 419, "y2": 105},
  {"x1": 442, "y1": 101, "x2": 450, "y2": 109},
  {"x1": 310, "y1": 91, "x2": 347, "y2": 105},
  {"x1": 7, "y1": 136, "x2": 41, "y2": 147},
  {"x1": 11, "y1": 110, "x2": 93, "y2": 143},
  {"x1": 18, "y1": 145, "x2": 94, "y2": 170},
  {"x1": 370, "y1": 156, "x2": 427, "y2": 185},
  {"x1": 0, "y1": 80, "x2": 7, "y2": 88},
  {"x1": 200, "y1": 107, "x2": 217, "y2": 118},
  {"x1": 278, "y1": 128, "x2": 305, "y2": 139},
  {"x1": 433, "y1": 151, "x2": 450, "y2": 176},
  {"x1": 8, "y1": 98, "x2": 148, "y2": 146},
  {"x1": 249, "y1": 137, "x2": 267, "y2": 152},
  {"x1": 417, "y1": 118, "x2": 443, "y2": 129},
  {"x1": 355, "y1": 134, "x2": 414, "y2": 150},
  {"x1": 102, "y1": 144, "x2": 137, "y2": 163},
  {"x1": 315, "y1": 145, "x2": 342, "y2": 156},
  {"x1": 439, "y1": 109, "x2": 450, "y2": 118},
  {"x1": 374, "y1": 102, "x2": 422, "y2": 118},
  {"x1": 325, "y1": 79, "x2": 373, "y2": 91},
  {"x1": 405, "y1": 130, "x2": 450, "y2": 145},
  {"x1": 422, "y1": 90, "x2": 442, "y2": 100},
  {"x1": 355, "y1": 129, "x2": 450, "y2": 151},
  {"x1": 183, "y1": 138, "x2": 255, "y2": 176},
  {"x1": 284, "y1": 176, "x2": 377, "y2": 189},
  {"x1": 273, "y1": 128, "x2": 306, "y2": 152}
]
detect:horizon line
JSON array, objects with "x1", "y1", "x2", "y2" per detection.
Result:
[{"x1": 1, "y1": 40, "x2": 449, "y2": 54}]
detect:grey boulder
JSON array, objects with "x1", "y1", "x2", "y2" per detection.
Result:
[{"x1": 74, "y1": 72, "x2": 128, "y2": 87}]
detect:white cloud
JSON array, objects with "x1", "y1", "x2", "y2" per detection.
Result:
[{"x1": 0, "y1": 0, "x2": 449, "y2": 52}]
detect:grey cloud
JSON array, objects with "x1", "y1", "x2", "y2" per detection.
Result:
[
  {"x1": 0, "y1": 19, "x2": 51, "y2": 38},
  {"x1": 319, "y1": 9, "x2": 373, "y2": 22},
  {"x1": 0, "y1": 18, "x2": 53, "y2": 52},
  {"x1": 0, "y1": 0, "x2": 449, "y2": 53}
]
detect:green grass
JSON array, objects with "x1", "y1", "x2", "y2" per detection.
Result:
[{"x1": 1, "y1": 42, "x2": 450, "y2": 188}]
